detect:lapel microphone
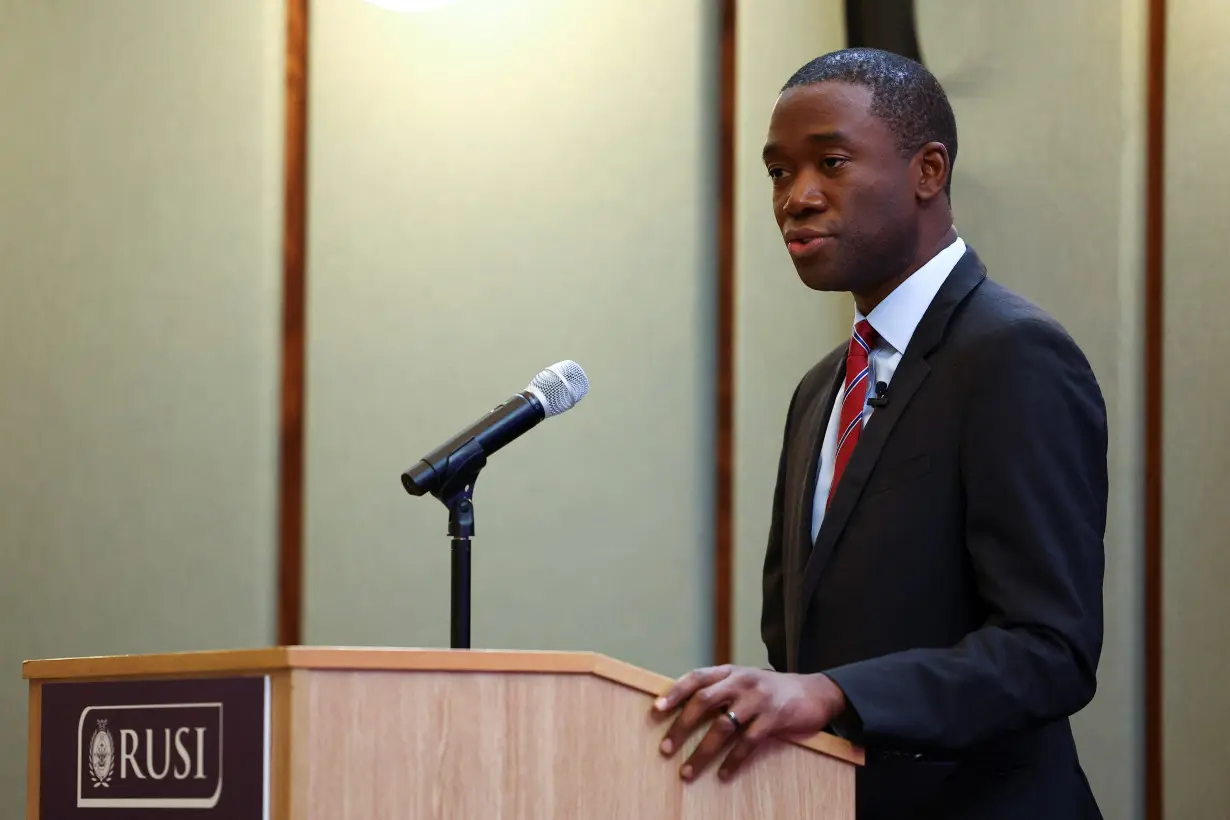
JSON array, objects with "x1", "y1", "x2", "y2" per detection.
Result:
[{"x1": 868, "y1": 381, "x2": 890, "y2": 408}]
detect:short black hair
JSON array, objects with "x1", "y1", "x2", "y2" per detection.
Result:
[{"x1": 782, "y1": 48, "x2": 958, "y2": 195}]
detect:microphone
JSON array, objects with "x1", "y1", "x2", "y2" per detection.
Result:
[
  {"x1": 400, "y1": 360, "x2": 589, "y2": 498},
  {"x1": 868, "y1": 381, "x2": 890, "y2": 408}
]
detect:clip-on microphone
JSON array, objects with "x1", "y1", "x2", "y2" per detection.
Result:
[{"x1": 867, "y1": 381, "x2": 890, "y2": 408}]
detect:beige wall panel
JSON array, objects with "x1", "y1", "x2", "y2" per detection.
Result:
[
  {"x1": 1163, "y1": 1, "x2": 1230, "y2": 817},
  {"x1": 0, "y1": 1, "x2": 285, "y2": 816},
  {"x1": 302, "y1": 0, "x2": 717, "y2": 678}
]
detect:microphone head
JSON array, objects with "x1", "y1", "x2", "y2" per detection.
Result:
[{"x1": 526, "y1": 360, "x2": 589, "y2": 417}]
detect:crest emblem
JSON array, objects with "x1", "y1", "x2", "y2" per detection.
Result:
[{"x1": 87, "y1": 719, "x2": 114, "y2": 788}]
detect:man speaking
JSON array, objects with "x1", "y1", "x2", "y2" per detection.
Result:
[{"x1": 653, "y1": 48, "x2": 1107, "y2": 819}]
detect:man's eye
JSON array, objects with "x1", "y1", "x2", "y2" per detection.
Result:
[
  {"x1": 822, "y1": 157, "x2": 848, "y2": 170},
  {"x1": 767, "y1": 167, "x2": 787, "y2": 180}
]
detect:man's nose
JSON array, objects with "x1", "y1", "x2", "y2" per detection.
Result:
[{"x1": 783, "y1": 172, "x2": 828, "y2": 216}]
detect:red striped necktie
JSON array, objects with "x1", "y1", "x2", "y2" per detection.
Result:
[{"x1": 828, "y1": 319, "x2": 878, "y2": 508}]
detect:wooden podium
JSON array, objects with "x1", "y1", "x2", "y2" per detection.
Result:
[{"x1": 23, "y1": 647, "x2": 862, "y2": 819}]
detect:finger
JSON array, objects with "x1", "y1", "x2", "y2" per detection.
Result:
[
  {"x1": 654, "y1": 665, "x2": 732, "y2": 714},
  {"x1": 659, "y1": 676, "x2": 738, "y2": 758},
  {"x1": 685, "y1": 692, "x2": 765, "y2": 780},
  {"x1": 679, "y1": 709, "x2": 744, "y2": 780},
  {"x1": 717, "y1": 714, "x2": 772, "y2": 780}
]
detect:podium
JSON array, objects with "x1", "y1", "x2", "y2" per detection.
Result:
[{"x1": 23, "y1": 647, "x2": 862, "y2": 819}]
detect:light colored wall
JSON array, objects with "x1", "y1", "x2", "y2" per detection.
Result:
[
  {"x1": 0, "y1": 3, "x2": 1194, "y2": 817},
  {"x1": 302, "y1": 0, "x2": 717, "y2": 677},
  {"x1": 732, "y1": 1, "x2": 849, "y2": 669},
  {"x1": 1163, "y1": 2, "x2": 1230, "y2": 817},
  {"x1": 918, "y1": 3, "x2": 1147, "y2": 818},
  {"x1": 0, "y1": 1, "x2": 284, "y2": 817}
]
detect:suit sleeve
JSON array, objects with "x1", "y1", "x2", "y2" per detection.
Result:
[
  {"x1": 822, "y1": 319, "x2": 1108, "y2": 750},
  {"x1": 761, "y1": 382, "x2": 802, "y2": 673}
]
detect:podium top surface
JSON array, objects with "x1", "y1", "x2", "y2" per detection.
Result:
[
  {"x1": 24, "y1": 646, "x2": 638, "y2": 681},
  {"x1": 22, "y1": 646, "x2": 863, "y2": 765}
]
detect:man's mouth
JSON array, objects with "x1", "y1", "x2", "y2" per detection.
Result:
[{"x1": 785, "y1": 232, "x2": 833, "y2": 258}]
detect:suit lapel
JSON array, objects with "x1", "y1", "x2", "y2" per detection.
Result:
[
  {"x1": 799, "y1": 354, "x2": 931, "y2": 597},
  {"x1": 783, "y1": 358, "x2": 843, "y2": 673},
  {"x1": 796, "y1": 249, "x2": 989, "y2": 628}
]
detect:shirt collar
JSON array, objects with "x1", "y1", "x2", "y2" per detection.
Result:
[{"x1": 856, "y1": 236, "x2": 967, "y2": 354}]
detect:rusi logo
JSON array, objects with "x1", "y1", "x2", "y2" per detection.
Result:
[
  {"x1": 76, "y1": 702, "x2": 224, "y2": 809},
  {"x1": 86, "y1": 719, "x2": 114, "y2": 787}
]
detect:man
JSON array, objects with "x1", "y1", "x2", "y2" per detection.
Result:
[{"x1": 653, "y1": 48, "x2": 1107, "y2": 819}]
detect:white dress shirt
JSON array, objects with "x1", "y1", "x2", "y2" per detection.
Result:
[{"x1": 810, "y1": 236, "x2": 968, "y2": 544}]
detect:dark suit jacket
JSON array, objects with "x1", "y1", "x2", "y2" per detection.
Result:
[{"x1": 761, "y1": 247, "x2": 1107, "y2": 820}]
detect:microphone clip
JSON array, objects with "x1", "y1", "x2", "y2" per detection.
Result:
[{"x1": 867, "y1": 381, "x2": 890, "y2": 409}]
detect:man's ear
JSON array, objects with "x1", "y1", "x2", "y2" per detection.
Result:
[{"x1": 916, "y1": 142, "x2": 950, "y2": 201}]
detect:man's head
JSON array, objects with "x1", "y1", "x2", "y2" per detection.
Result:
[{"x1": 764, "y1": 48, "x2": 958, "y2": 302}]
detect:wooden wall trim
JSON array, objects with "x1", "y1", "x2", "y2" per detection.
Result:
[
  {"x1": 279, "y1": 0, "x2": 309, "y2": 648},
  {"x1": 713, "y1": 0, "x2": 737, "y2": 666},
  {"x1": 1144, "y1": 0, "x2": 1166, "y2": 816}
]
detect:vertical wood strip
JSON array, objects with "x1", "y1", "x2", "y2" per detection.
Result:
[
  {"x1": 1144, "y1": 0, "x2": 1166, "y2": 816},
  {"x1": 279, "y1": 0, "x2": 309, "y2": 649},
  {"x1": 713, "y1": 0, "x2": 737, "y2": 666},
  {"x1": 269, "y1": 671, "x2": 296, "y2": 820},
  {"x1": 25, "y1": 682, "x2": 42, "y2": 820}
]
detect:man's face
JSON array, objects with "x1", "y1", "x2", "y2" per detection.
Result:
[{"x1": 764, "y1": 82, "x2": 921, "y2": 294}]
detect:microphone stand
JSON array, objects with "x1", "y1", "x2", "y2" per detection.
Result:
[{"x1": 429, "y1": 439, "x2": 488, "y2": 650}]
